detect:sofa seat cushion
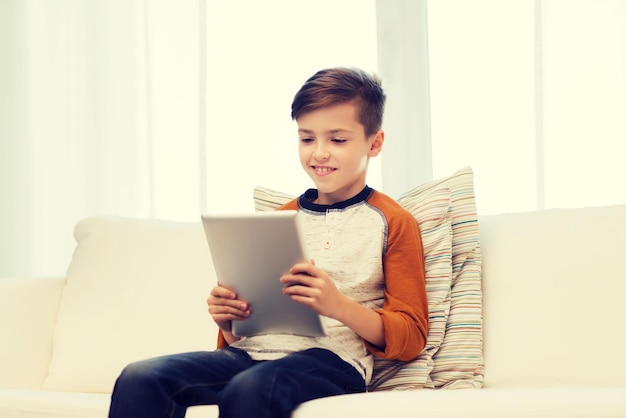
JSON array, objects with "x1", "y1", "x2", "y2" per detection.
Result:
[
  {"x1": 4, "y1": 388, "x2": 624, "y2": 418},
  {"x1": 293, "y1": 387, "x2": 626, "y2": 418},
  {"x1": 0, "y1": 390, "x2": 110, "y2": 418},
  {"x1": 0, "y1": 390, "x2": 218, "y2": 418}
]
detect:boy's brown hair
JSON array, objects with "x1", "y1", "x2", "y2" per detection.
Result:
[{"x1": 291, "y1": 67, "x2": 386, "y2": 137}]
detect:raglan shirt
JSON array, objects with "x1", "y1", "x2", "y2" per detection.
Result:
[{"x1": 217, "y1": 186, "x2": 428, "y2": 384}]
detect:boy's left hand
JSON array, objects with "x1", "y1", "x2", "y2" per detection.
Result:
[
  {"x1": 282, "y1": 259, "x2": 386, "y2": 348},
  {"x1": 280, "y1": 259, "x2": 348, "y2": 320}
]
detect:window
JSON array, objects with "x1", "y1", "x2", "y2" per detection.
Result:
[{"x1": 427, "y1": 0, "x2": 626, "y2": 214}]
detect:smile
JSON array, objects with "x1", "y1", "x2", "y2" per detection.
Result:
[{"x1": 312, "y1": 166, "x2": 336, "y2": 175}]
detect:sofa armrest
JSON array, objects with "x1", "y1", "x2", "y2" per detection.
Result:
[{"x1": 0, "y1": 277, "x2": 65, "y2": 389}]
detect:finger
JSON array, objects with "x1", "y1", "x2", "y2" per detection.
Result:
[
  {"x1": 289, "y1": 261, "x2": 317, "y2": 276},
  {"x1": 286, "y1": 293, "x2": 315, "y2": 307},
  {"x1": 208, "y1": 296, "x2": 248, "y2": 312},
  {"x1": 211, "y1": 284, "x2": 237, "y2": 299},
  {"x1": 212, "y1": 310, "x2": 249, "y2": 321},
  {"x1": 209, "y1": 303, "x2": 251, "y2": 318},
  {"x1": 282, "y1": 283, "x2": 320, "y2": 300},
  {"x1": 280, "y1": 272, "x2": 315, "y2": 288}
]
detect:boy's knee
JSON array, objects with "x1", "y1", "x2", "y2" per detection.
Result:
[
  {"x1": 222, "y1": 369, "x2": 266, "y2": 395},
  {"x1": 221, "y1": 366, "x2": 301, "y2": 401},
  {"x1": 219, "y1": 368, "x2": 297, "y2": 418},
  {"x1": 115, "y1": 358, "x2": 165, "y2": 389}
]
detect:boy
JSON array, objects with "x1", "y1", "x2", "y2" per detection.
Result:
[{"x1": 108, "y1": 67, "x2": 428, "y2": 418}]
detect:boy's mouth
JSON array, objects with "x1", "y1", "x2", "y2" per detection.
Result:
[{"x1": 312, "y1": 166, "x2": 336, "y2": 175}]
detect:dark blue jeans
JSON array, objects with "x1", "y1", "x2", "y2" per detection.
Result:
[{"x1": 108, "y1": 347, "x2": 365, "y2": 418}]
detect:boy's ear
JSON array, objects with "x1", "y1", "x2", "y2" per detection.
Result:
[{"x1": 368, "y1": 130, "x2": 384, "y2": 157}]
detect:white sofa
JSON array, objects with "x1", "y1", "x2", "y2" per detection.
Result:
[{"x1": 2, "y1": 185, "x2": 626, "y2": 417}]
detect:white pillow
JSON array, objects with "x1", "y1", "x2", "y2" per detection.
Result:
[{"x1": 44, "y1": 217, "x2": 218, "y2": 393}]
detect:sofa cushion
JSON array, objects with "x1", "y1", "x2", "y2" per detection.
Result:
[
  {"x1": 480, "y1": 204, "x2": 626, "y2": 387},
  {"x1": 44, "y1": 217, "x2": 219, "y2": 393},
  {"x1": 0, "y1": 390, "x2": 112, "y2": 418},
  {"x1": 253, "y1": 166, "x2": 484, "y2": 390},
  {"x1": 0, "y1": 389, "x2": 219, "y2": 418},
  {"x1": 291, "y1": 387, "x2": 626, "y2": 418}
]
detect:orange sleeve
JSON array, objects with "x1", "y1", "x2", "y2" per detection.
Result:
[
  {"x1": 216, "y1": 330, "x2": 229, "y2": 348},
  {"x1": 363, "y1": 194, "x2": 429, "y2": 361},
  {"x1": 277, "y1": 198, "x2": 299, "y2": 211}
]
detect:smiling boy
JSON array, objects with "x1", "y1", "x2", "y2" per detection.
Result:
[{"x1": 108, "y1": 67, "x2": 428, "y2": 418}]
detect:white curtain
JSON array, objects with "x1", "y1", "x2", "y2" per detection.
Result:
[
  {"x1": 377, "y1": 0, "x2": 626, "y2": 215},
  {"x1": 0, "y1": 0, "x2": 378, "y2": 278},
  {"x1": 7, "y1": 0, "x2": 621, "y2": 278},
  {"x1": 0, "y1": 0, "x2": 204, "y2": 278}
]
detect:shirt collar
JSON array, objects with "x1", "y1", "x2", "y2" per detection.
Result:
[{"x1": 298, "y1": 186, "x2": 373, "y2": 212}]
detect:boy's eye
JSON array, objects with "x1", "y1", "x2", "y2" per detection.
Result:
[
  {"x1": 300, "y1": 137, "x2": 314, "y2": 143},
  {"x1": 331, "y1": 138, "x2": 347, "y2": 144}
]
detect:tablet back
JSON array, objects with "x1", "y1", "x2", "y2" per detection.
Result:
[{"x1": 201, "y1": 210, "x2": 326, "y2": 337}]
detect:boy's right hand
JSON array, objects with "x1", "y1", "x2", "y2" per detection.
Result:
[{"x1": 207, "y1": 285, "x2": 250, "y2": 332}]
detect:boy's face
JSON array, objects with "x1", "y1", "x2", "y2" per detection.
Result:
[{"x1": 297, "y1": 102, "x2": 384, "y2": 205}]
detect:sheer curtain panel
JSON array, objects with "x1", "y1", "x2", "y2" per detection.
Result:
[
  {"x1": 0, "y1": 0, "x2": 203, "y2": 278},
  {"x1": 0, "y1": 0, "x2": 379, "y2": 278}
]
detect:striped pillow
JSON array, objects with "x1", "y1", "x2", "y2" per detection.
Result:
[
  {"x1": 426, "y1": 167, "x2": 483, "y2": 389},
  {"x1": 392, "y1": 166, "x2": 483, "y2": 389},
  {"x1": 252, "y1": 166, "x2": 483, "y2": 390}
]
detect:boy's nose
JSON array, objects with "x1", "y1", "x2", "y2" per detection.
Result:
[{"x1": 313, "y1": 145, "x2": 330, "y2": 160}]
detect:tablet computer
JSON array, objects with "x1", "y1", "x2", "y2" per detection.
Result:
[{"x1": 201, "y1": 210, "x2": 326, "y2": 338}]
